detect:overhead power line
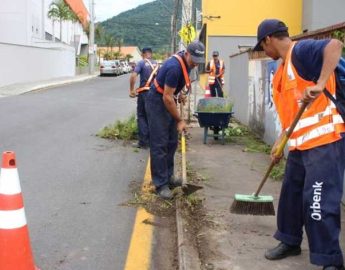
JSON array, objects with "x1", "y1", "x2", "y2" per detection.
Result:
[{"x1": 156, "y1": 0, "x2": 172, "y2": 15}]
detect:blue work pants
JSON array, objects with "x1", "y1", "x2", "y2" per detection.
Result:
[
  {"x1": 137, "y1": 91, "x2": 149, "y2": 147},
  {"x1": 274, "y1": 138, "x2": 345, "y2": 266},
  {"x1": 209, "y1": 80, "x2": 223, "y2": 97},
  {"x1": 145, "y1": 89, "x2": 178, "y2": 190}
]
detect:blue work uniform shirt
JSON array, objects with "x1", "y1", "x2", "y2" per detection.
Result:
[
  {"x1": 134, "y1": 58, "x2": 157, "y2": 87},
  {"x1": 153, "y1": 51, "x2": 191, "y2": 96},
  {"x1": 292, "y1": 39, "x2": 331, "y2": 82}
]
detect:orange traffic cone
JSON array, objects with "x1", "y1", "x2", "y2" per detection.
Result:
[
  {"x1": 204, "y1": 84, "x2": 211, "y2": 98},
  {"x1": 0, "y1": 151, "x2": 40, "y2": 270}
]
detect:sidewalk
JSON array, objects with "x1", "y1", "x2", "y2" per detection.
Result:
[
  {"x1": 184, "y1": 126, "x2": 345, "y2": 270},
  {"x1": 0, "y1": 73, "x2": 99, "y2": 98}
]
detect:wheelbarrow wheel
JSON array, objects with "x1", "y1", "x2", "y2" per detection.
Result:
[
  {"x1": 203, "y1": 127, "x2": 208, "y2": 144},
  {"x1": 213, "y1": 127, "x2": 220, "y2": 140}
]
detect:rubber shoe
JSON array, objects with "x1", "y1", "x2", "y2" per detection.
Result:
[
  {"x1": 157, "y1": 185, "x2": 173, "y2": 200},
  {"x1": 132, "y1": 142, "x2": 148, "y2": 149},
  {"x1": 323, "y1": 266, "x2": 345, "y2": 270},
  {"x1": 265, "y1": 242, "x2": 301, "y2": 260},
  {"x1": 169, "y1": 176, "x2": 182, "y2": 188}
]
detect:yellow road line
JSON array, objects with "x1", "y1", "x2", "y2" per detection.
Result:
[{"x1": 124, "y1": 157, "x2": 153, "y2": 270}]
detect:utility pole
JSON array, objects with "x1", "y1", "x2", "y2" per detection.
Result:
[
  {"x1": 170, "y1": 0, "x2": 180, "y2": 54},
  {"x1": 181, "y1": 0, "x2": 194, "y2": 122},
  {"x1": 88, "y1": 0, "x2": 95, "y2": 74},
  {"x1": 180, "y1": 0, "x2": 192, "y2": 50}
]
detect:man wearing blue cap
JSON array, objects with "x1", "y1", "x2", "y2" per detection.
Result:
[
  {"x1": 145, "y1": 40, "x2": 205, "y2": 199},
  {"x1": 253, "y1": 19, "x2": 345, "y2": 270},
  {"x1": 129, "y1": 47, "x2": 158, "y2": 149}
]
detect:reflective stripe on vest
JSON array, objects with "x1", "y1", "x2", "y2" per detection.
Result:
[
  {"x1": 273, "y1": 42, "x2": 345, "y2": 150},
  {"x1": 154, "y1": 54, "x2": 190, "y2": 94},
  {"x1": 208, "y1": 59, "x2": 224, "y2": 85}
]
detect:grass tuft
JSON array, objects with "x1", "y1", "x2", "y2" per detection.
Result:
[
  {"x1": 97, "y1": 114, "x2": 138, "y2": 141},
  {"x1": 269, "y1": 159, "x2": 286, "y2": 181},
  {"x1": 224, "y1": 122, "x2": 271, "y2": 154}
]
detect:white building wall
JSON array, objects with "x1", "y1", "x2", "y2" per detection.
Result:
[
  {"x1": 44, "y1": 0, "x2": 87, "y2": 47},
  {"x1": 0, "y1": 0, "x2": 88, "y2": 87},
  {"x1": 0, "y1": 0, "x2": 87, "y2": 47},
  {"x1": 30, "y1": 0, "x2": 44, "y2": 40},
  {"x1": 0, "y1": 42, "x2": 75, "y2": 88},
  {"x1": 303, "y1": 0, "x2": 345, "y2": 32},
  {"x1": 0, "y1": 0, "x2": 29, "y2": 45}
]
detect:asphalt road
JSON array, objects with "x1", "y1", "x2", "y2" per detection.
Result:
[{"x1": 0, "y1": 75, "x2": 148, "y2": 270}]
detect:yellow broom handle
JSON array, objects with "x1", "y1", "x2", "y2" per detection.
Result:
[
  {"x1": 181, "y1": 132, "x2": 187, "y2": 183},
  {"x1": 254, "y1": 101, "x2": 309, "y2": 197}
]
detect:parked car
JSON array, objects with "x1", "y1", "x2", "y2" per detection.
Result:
[
  {"x1": 100, "y1": 60, "x2": 120, "y2": 76},
  {"x1": 114, "y1": 60, "x2": 123, "y2": 75},
  {"x1": 120, "y1": 60, "x2": 131, "y2": 74}
]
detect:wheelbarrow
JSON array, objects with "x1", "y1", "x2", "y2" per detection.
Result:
[{"x1": 194, "y1": 98, "x2": 234, "y2": 145}]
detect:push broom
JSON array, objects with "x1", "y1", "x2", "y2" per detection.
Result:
[{"x1": 230, "y1": 101, "x2": 309, "y2": 216}]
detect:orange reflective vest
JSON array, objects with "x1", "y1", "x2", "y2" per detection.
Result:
[
  {"x1": 136, "y1": 59, "x2": 159, "y2": 93},
  {"x1": 154, "y1": 54, "x2": 191, "y2": 94},
  {"x1": 208, "y1": 59, "x2": 224, "y2": 85},
  {"x1": 273, "y1": 42, "x2": 345, "y2": 151}
]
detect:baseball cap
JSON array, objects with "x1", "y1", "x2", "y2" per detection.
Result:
[
  {"x1": 142, "y1": 47, "x2": 152, "y2": 53},
  {"x1": 253, "y1": 19, "x2": 288, "y2": 51},
  {"x1": 187, "y1": 41, "x2": 205, "y2": 64},
  {"x1": 212, "y1": 51, "x2": 219, "y2": 57}
]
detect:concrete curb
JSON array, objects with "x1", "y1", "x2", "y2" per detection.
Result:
[
  {"x1": 24, "y1": 74, "x2": 99, "y2": 93},
  {"x1": 175, "y1": 151, "x2": 202, "y2": 270},
  {"x1": 0, "y1": 74, "x2": 99, "y2": 97},
  {"x1": 176, "y1": 199, "x2": 201, "y2": 270}
]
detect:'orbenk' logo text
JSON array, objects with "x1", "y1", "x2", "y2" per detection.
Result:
[{"x1": 310, "y1": 181, "x2": 323, "y2": 221}]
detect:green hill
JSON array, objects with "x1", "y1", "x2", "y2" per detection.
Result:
[{"x1": 99, "y1": 0, "x2": 201, "y2": 52}]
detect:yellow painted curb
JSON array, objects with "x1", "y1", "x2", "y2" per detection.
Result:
[{"x1": 124, "y1": 157, "x2": 153, "y2": 270}]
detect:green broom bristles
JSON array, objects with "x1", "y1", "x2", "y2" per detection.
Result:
[{"x1": 230, "y1": 194, "x2": 275, "y2": 216}]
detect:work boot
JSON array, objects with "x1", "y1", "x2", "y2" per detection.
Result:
[
  {"x1": 323, "y1": 266, "x2": 345, "y2": 270},
  {"x1": 131, "y1": 142, "x2": 148, "y2": 149},
  {"x1": 157, "y1": 185, "x2": 173, "y2": 200},
  {"x1": 265, "y1": 242, "x2": 301, "y2": 260},
  {"x1": 169, "y1": 176, "x2": 182, "y2": 189}
]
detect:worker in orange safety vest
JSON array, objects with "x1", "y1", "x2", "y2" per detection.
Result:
[
  {"x1": 253, "y1": 19, "x2": 345, "y2": 270},
  {"x1": 205, "y1": 51, "x2": 225, "y2": 97}
]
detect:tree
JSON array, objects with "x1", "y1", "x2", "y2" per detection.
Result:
[
  {"x1": 104, "y1": 34, "x2": 115, "y2": 54},
  {"x1": 67, "y1": 10, "x2": 80, "y2": 43},
  {"x1": 95, "y1": 23, "x2": 105, "y2": 44},
  {"x1": 48, "y1": 0, "x2": 73, "y2": 41},
  {"x1": 113, "y1": 51, "x2": 123, "y2": 60},
  {"x1": 116, "y1": 37, "x2": 123, "y2": 52},
  {"x1": 103, "y1": 52, "x2": 112, "y2": 60},
  {"x1": 332, "y1": 30, "x2": 345, "y2": 56},
  {"x1": 86, "y1": 23, "x2": 104, "y2": 41},
  {"x1": 125, "y1": 54, "x2": 133, "y2": 62}
]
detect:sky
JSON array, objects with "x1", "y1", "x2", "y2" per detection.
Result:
[{"x1": 83, "y1": 0, "x2": 155, "y2": 22}]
